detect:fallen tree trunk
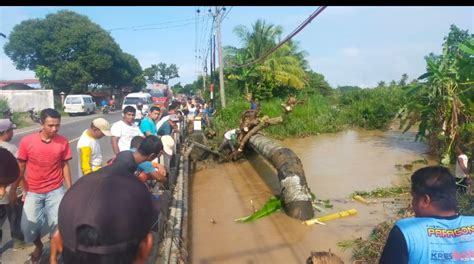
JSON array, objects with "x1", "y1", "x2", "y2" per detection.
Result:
[{"x1": 248, "y1": 133, "x2": 314, "y2": 220}]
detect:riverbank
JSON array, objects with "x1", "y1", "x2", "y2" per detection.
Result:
[{"x1": 189, "y1": 128, "x2": 434, "y2": 263}]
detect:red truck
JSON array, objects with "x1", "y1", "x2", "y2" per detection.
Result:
[{"x1": 147, "y1": 83, "x2": 172, "y2": 109}]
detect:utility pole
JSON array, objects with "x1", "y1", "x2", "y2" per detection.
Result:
[
  {"x1": 202, "y1": 61, "x2": 206, "y2": 97},
  {"x1": 215, "y1": 6, "x2": 226, "y2": 108}
]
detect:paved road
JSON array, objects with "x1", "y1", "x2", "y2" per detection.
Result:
[{"x1": 1, "y1": 111, "x2": 122, "y2": 263}]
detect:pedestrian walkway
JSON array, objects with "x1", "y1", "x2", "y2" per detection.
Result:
[{"x1": 0, "y1": 230, "x2": 50, "y2": 264}]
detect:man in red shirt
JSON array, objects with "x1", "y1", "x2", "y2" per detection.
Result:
[{"x1": 9, "y1": 108, "x2": 72, "y2": 264}]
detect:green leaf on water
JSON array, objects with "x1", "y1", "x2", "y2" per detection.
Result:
[
  {"x1": 234, "y1": 196, "x2": 282, "y2": 223},
  {"x1": 322, "y1": 199, "x2": 333, "y2": 208},
  {"x1": 411, "y1": 158, "x2": 428, "y2": 165}
]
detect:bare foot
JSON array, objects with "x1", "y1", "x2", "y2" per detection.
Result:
[{"x1": 26, "y1": 245, "x2": 42, "y2": 264}]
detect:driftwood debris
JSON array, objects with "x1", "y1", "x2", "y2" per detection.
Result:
[
  {"x1": 280, "y1": 95, "x2": 304, "y2": 114},
  {"x1": 229, "y1": 115, "x2": 283, "y2": 161},
  {"x1": 229, "y1": 95, "x2": 302, "y2": 160}
]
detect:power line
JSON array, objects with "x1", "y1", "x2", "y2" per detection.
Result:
[
  {"x1": 130, "y1": 17, "x2": 211, "y2": 31},
  {"x1": 201, "y1": 17, "x2": 215, "y2": 66},
  {"x1": 198, "y1": 11, "x2": 212, "y2": 60},
  {"x1": 221, "y1": 6, "x2": 233, "y2": 21},
  {"x1": 107, "y1": 17, "x2": 197, "y2": 32},
  {"x1": 196, "y1": 8, "x2": 212, "y2": 76},
  {"x1": 230, "y1": 6, "x2": 327, "y2": 69}
]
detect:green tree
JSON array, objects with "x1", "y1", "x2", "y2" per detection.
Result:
[
  {"x1": 306, "y1": 70, "x2": 332, "y2": 96},
  {"x1": 4, "y1": 10, "x2": 143, "y2": 94},
  {"x1": 399, "y1": 25, "x2": 473, "y2": 164},
  {"x1": 398, "y1": 73, "x2": 409, "y2": 87},
  {"x1": 143, "y1": 63, "x2": 179, "y2": 85},
  {"x1": 171, "y1": 82, "x2": 184, "y2": 93}
]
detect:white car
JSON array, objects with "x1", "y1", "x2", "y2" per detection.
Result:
[
  {"x1": 64, "y1": 94, "x2": 96, "y2": 116},
  {"x1": 122, "y1": 92, "x2": 153, "y2": 120}
]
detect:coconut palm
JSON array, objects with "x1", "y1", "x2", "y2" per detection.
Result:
[{"x1": 229, "y1": 20, "x2": 307, "y2": 99}]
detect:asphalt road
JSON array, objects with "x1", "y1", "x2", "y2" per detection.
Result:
[{"x1": 1, "y1": 111, "x2": 123, "y2": 263}]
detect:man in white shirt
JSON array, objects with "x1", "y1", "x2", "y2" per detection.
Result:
[
  {"x1": 76, "y1": 118, "x2": 112, "y2": 178},
  {"x1": 111, "y1": 106, "x2": 144, "y2": 154},
  {"x1": 218, "y1": 128, "x2": 240, "y2": 154},
  {"x1": 455, "y1": 146, "x2": 471, "y2": 192}
]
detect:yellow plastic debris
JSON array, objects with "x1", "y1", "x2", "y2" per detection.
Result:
[
  {"x1": 352, "y1": 195, "x2": 369, "y2": 204},
  {"x1": 302, "y1": 209, "x2": 358, "y2": 226}
]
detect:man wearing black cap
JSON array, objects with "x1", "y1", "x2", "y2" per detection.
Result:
[
  {"x1": 50, "y1": 158, "x2": 158, "y2": 264},
  {"x1": 50, "y1": 135, "x2": 164, "y2": 263},
  {"x1": 50, "y1": 160, "x2": 157, "y2": 264}
]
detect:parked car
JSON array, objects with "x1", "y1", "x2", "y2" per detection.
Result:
[
  {"x1": 122, "y1": 92, "x2": 153, "y2": 120},
  {"x1": 64, "y1": 94, "x2": 96, "y2": 116}
]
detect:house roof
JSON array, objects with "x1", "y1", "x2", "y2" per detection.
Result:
[
  {"x1": 0, "y1": 83, "x2": 35, "y2": 90},
  {"x1": 0, "y1": 79, "x2": 41, "y2": 88}
]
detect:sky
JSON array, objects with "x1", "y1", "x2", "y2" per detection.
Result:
[{"x1": 0, "y1": 6, "x2": 473, "y2": 88}]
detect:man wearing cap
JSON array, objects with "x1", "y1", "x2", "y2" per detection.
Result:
[
  {"x1": 156, "y1": 114, "x2": 180, "y2": 137},
  {"x1": 50, "y1": 152, "x2": 158, "y2": 264},
  {"x1": 0, "y1": 118, "x2": 18, "y2": 155},
  {"x1": 0, "y1": 119, "x2": 26, "y2": 250},
  {"x1": 9, "y1": 108, "x2": 72, "y2": 263},
  {"x1": 76, "y1": 118, "x2": 112, "y2": 178}
]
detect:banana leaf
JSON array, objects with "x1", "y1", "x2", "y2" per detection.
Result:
[{"x1": 234, "y1": 196, "x2": 282, "y2": 223}]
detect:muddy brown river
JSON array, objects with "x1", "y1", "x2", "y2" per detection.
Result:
[{"x1": 189, "y1": 129, "x2": 435, "y2": 263}]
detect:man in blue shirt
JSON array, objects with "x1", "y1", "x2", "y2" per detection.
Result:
[
  {"x1": 129, "y1": 136, "x2": 166, "y2": 184},
  {"x1": 140, "y1": 106, "x2": 161, "y2": 136},
  {"x1": 380, "y1": 166, "x2": 474, "y2": 264}
]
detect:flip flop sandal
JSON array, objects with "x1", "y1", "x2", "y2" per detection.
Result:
[{"x1": 24, "y1": 252, "x2": 42, "y2": 264}]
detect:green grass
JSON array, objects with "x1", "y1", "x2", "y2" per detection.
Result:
[
  {"x1": 351, "y1": 186, "x2": 410, "y2": 198},
  {"x1": 213, "y1": 87, "x2": 405, "y2": 141},
  {"x1": 213, "y1": 94, "x2": 348, "y2": 140}
]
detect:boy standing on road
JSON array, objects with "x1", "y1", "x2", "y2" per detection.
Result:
[
  {"x1": 111, "y1": 106, "x2": 143, "y2": 154},
  {"x1": 76, "y1": 118, "x2": 112, "y2": 178},
  {"x1": 9, "y1": 108, "x2": 72, "y2": 263},
  {"x1": 0, "y1": 119, "x2": 26, "y2": 250},
  {"x1": 140, "y1": 106, "x2": 161, "y2": 136}
]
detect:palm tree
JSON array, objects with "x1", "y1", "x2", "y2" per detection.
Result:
[
  {"x1": 229, "y1": 20, "x2": 307, "y2": 99},
  {"x1": 233, "y1": 19, "x2": 283, "y2": 59}
]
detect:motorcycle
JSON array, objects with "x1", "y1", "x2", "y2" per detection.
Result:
[
  {"x1": 2, "y1": 108, "x2": 13, "y2": 121},
  {"x1": 102, "y1": 105, "x2": 110, "y2": 114},
  {"x1": 27, "y1": 108, "x2": 41, "y2": 123}
]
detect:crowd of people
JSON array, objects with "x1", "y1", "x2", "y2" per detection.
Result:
[
  {"x1": 0, "y1": 94, "x2": 472, "y2": 263},
  {"x1": 0, "y1": 96, "x2": 201, "y2": 263}
]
